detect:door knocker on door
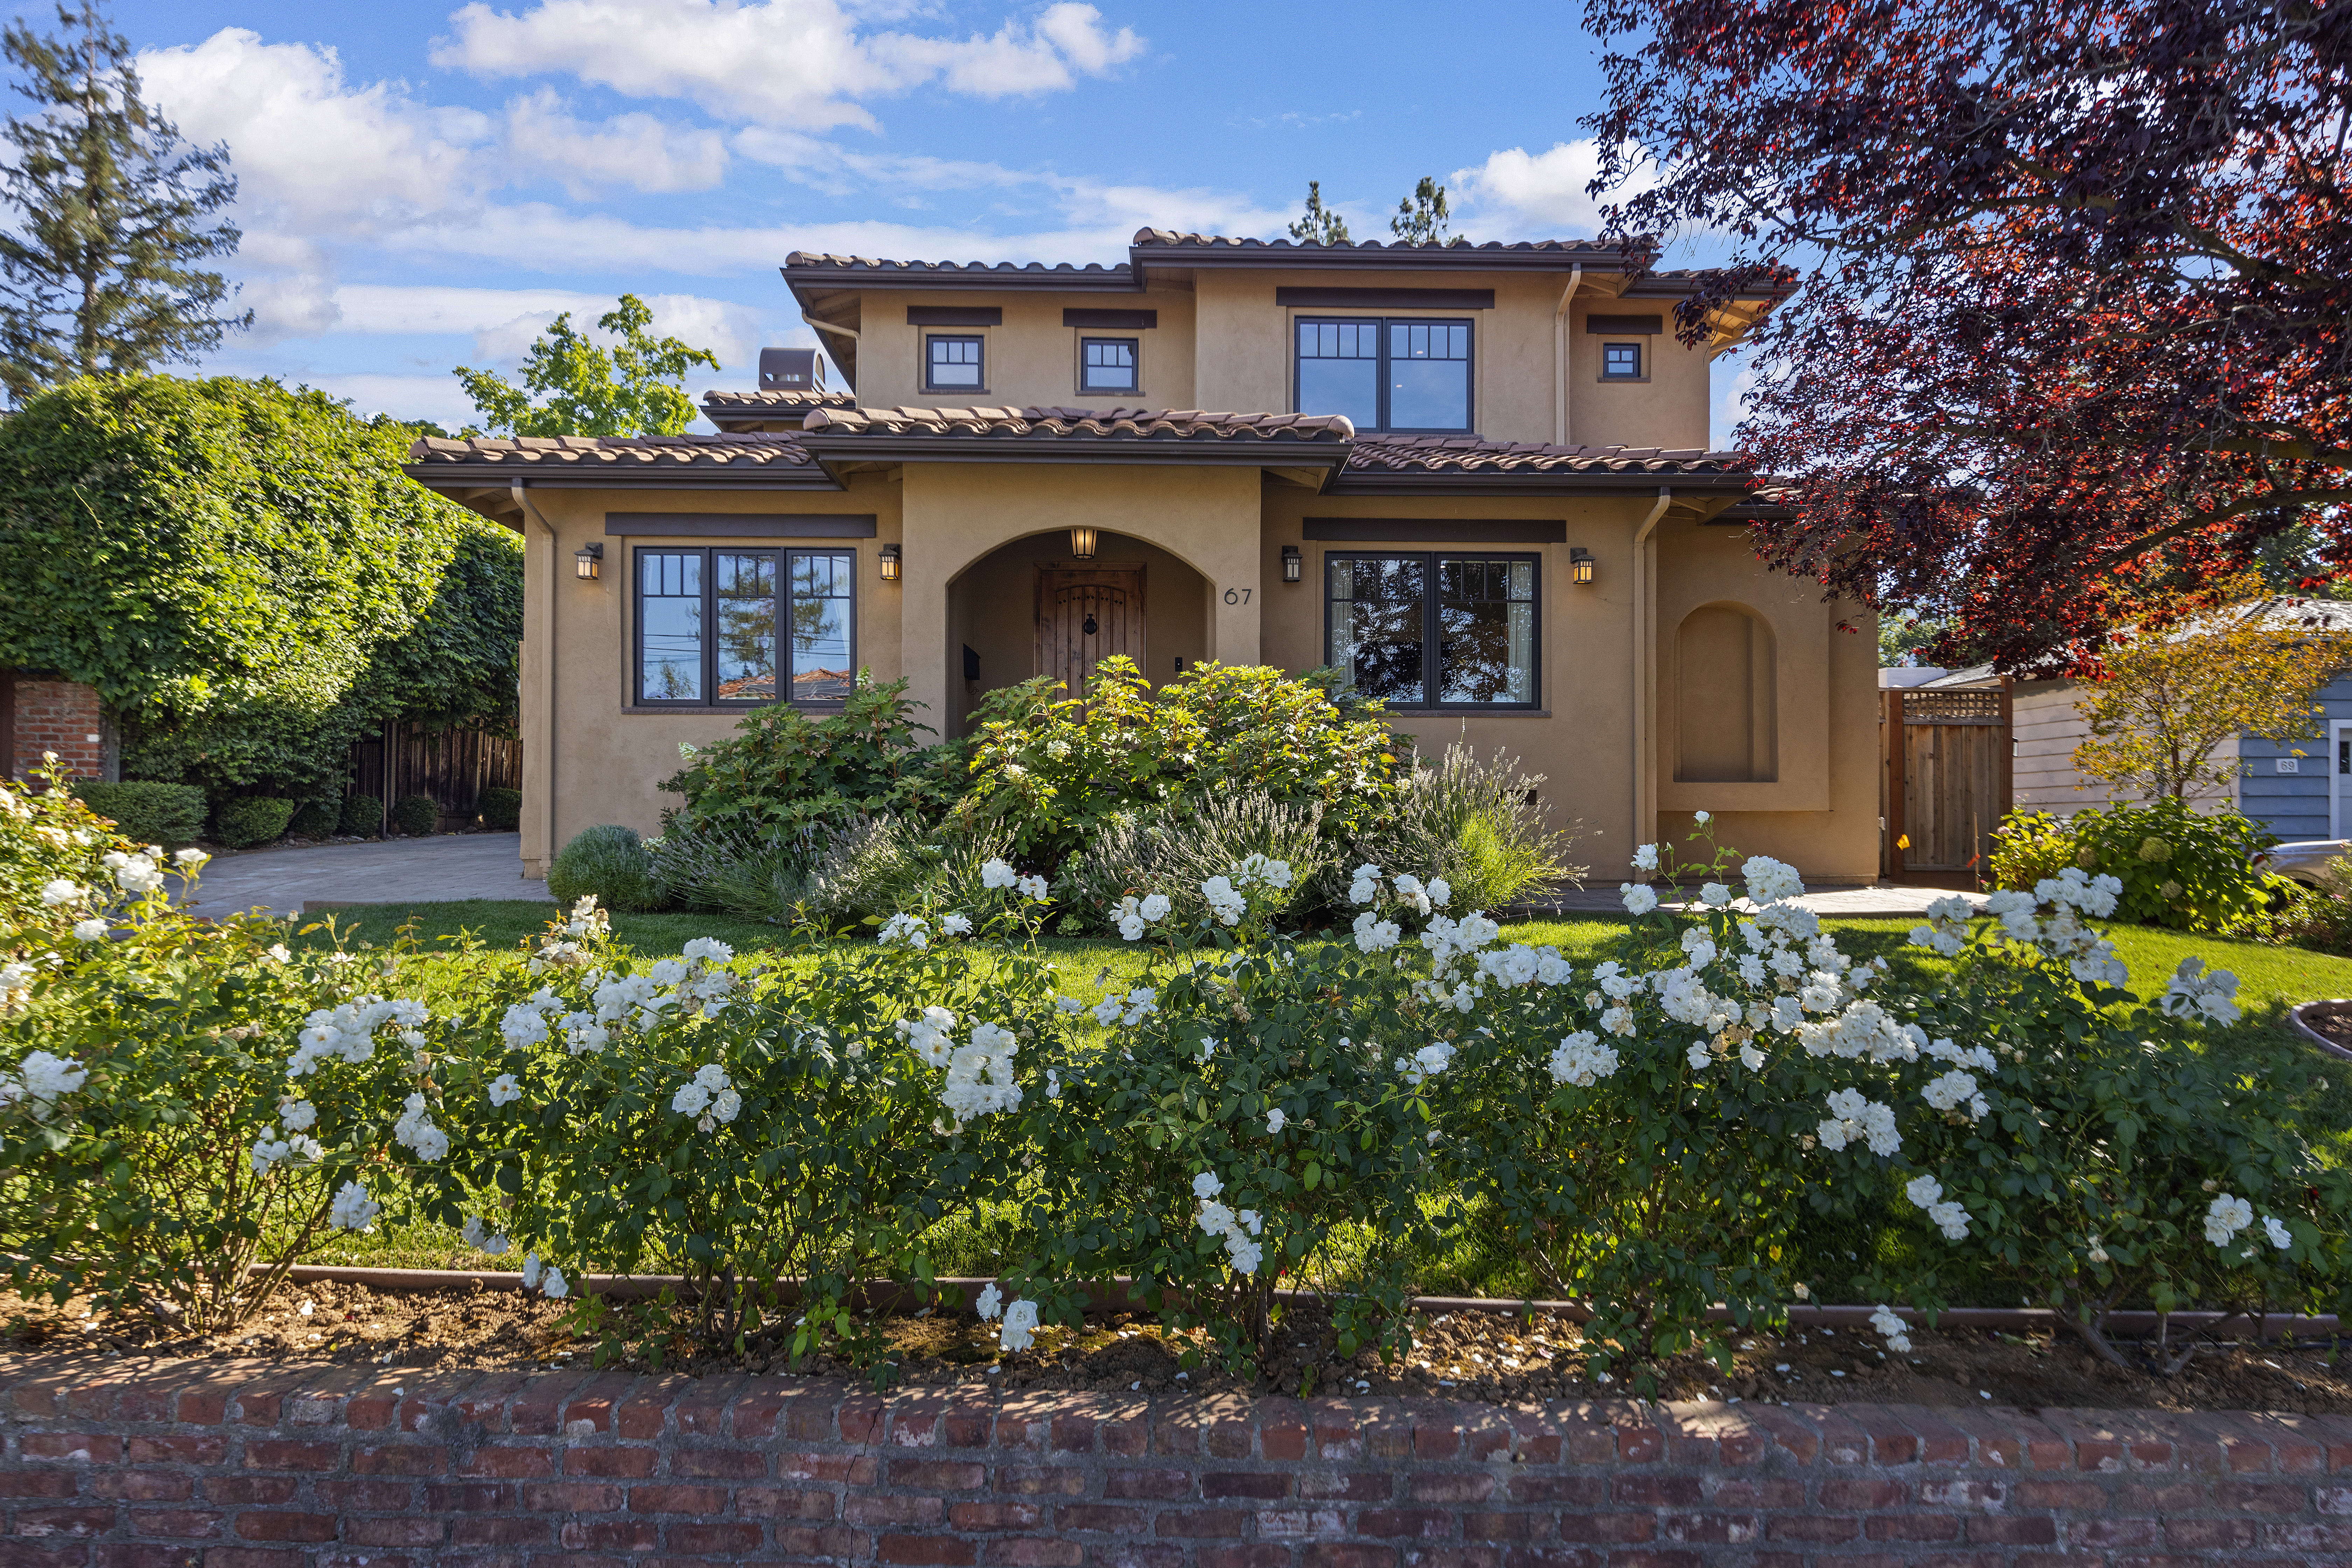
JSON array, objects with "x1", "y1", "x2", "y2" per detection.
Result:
[{"x1": 1083, "y1": 613, "x2": 1099, "y2": 635}]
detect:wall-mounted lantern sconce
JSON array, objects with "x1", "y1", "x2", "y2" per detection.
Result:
[
  {"x1": 575, "y1": 542, "x2": 603, "y2": 581},
  {"x1": 1281, "y1": 544, "x2": 1303, "y2": 583},
  {"x1": 1569, "y1": 546, "x2": 1596, "y2": 586},
  {"x1": 1069, "y1": 525, "x2": 1098, "y2": 561},
  {"x1": 879, "y1": 543, "x2": 902, "y2": 581}
]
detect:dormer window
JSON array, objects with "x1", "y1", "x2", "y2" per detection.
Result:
[
  {"x1": 926, "y1": 334, "x2": 984, "y2": 391},
  {"x1": 1295, "y1": 317, "x2": 1472, "y2": 432},
  {"x1": 1080, "y1": 337, "x2": 1137, "y2": 393},
  {"x1": 1602, "y1": 342, "x2": 1643, "y2": 380}
]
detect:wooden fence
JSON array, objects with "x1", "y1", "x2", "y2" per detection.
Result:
[
  {"x1": 345, "y1": 721, "x2": 520, "y2": 833},
  {"x1": 1882, "y1": 687, "x2": 2012, "y2": 878}
]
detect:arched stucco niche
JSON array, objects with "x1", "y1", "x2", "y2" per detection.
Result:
[
  {"x1": 1674, "y1": 601, "x2": 1779, "y2": 783},
  {"x1": 942, "y1": 529, "x2": 1210, "y2": 739}
]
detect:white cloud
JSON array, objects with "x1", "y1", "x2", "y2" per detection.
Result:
[
  {"x1": 432, "y1": 0, "x2": 1143, "y2": 128},
  {"x1": 1712, "y1": 356, "x2": 1758, "y2": 451},
  {"x1": 317, "y1": 285, "x2": 770, "y2": 373},
  {"x1": 1450, "y1": 139, "x2": 1658, "y2": 238},
  {"x1": 300, "y1": 371, "x2": 484, "y2": 430},
  {"x1": 503, "y1": 89, "x2": 729, "y2": 195}
]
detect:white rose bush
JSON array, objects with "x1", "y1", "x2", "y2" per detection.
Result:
[
  {"x1": 5, "y1": 747, "x2": 2346, "y2": 1387},
  {"x1": 0, "y1": 763, "x2": 474, "y2": 1334}
]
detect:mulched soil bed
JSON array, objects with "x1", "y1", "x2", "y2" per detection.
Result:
[{"x1": 9, "y1": 1281, "x2": 2348, "y2": 1415}]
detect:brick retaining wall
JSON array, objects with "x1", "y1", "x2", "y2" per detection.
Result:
[{"x1": 2, "y1": 1357, "x2": 2350, "y2": 1566}]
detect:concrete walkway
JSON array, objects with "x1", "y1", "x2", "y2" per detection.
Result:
[
  {"x1": 181, "y1": 833, "x2": 552, "y2": 921},
  {"x1": 1520, "y1": 885, "x2": 1990, "y2": 919}
]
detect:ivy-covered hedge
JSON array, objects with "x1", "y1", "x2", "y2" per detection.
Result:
[{"x1": 0, "y1": 376, "x2": 522, "y2": 801}]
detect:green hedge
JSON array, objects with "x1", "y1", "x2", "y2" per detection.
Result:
[
  {"x1": 0, "y1": 376, "x2": 522, "y2": 800},
  {"x1": 212, "y1": 796, "x2": 295, "y2": 849},
  {"x1": 477, "y1": 786, "x2": 522, "y2": 832},
  {"x1": 66, "y1": 781, "x2": 205, "y2": 847},
  {"x1": 547, "y1": 824, "x2": 660, "y2": 912},
  {"x1": 391, "y1": 795, "x2": 439, "y2": 837}
]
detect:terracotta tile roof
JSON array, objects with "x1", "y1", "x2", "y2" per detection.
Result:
[
  {"x1": 702, "y1": 388, "x2": 858, "y2": 412},
  {"x1": 1344, "y1": 433, "x2": 1749, "y2": 477},
  {"x1": 405, "y1": 432, "x2": 820, "y2": 472},
  {"x1": 785, "y1": 253, "x2": 1135, "y2": 282},
  {"x1": 1129, "y1": 228, "x2": 1638, "y2": 257},
  {"x1": 798, "y1": 405, "x2": 1355, "y2": 444}
]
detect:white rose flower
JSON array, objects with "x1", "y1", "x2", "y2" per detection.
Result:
[
  {"x1": 71, "y1": 918, "x2": 107, "y2": 941},
  {"x1": 488, "y1": 1074, "x2": 522, "y2": 1106}
]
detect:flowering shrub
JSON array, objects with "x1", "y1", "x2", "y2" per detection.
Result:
[
  {"x1": 962, "y1": 658, "x2": 1400, "y2": 863},
  {"x1": 1988, "y1": 798, "x2": 2276, "y2": 931},
  {"x1": 432, "y1": 867, "x2": 1071, "y2": 1366},
  {"x1": 0, "y1": 763, "x2": 464, "y2": 1332}
]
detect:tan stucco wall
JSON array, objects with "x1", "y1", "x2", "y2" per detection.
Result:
[
  {"x1": 834, "y1": 268, "x2": 1713, "y2": 450},
  {"x1": 1651, "y1": 518, "x2": 1878, "y2": 881},
  {"x1": 513, "y1": 478, "x2": 905, "y2": 876},
  {"x1": 947, "y1": 530, "x2": 1209, "y2": 738},
  {"x1": 1568, "y1": 299, "x2": 1712, "y2": 451},
  {"x1": 1257, "y1": 489, "x2": 1653, "y2": 871},
  {"x1": 846, "y1": 286, "x2": 1197, "y2": 412},
  {"x1": 506, "y1": 471, "x2": 1872, "y2": 886},
  {"x1": 898, "y1": 463, "x2": 1262, "y2": 747}
]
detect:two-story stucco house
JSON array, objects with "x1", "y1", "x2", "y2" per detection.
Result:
[{"x1": 402, "y1": 228, "x2": 1879, "y2": 886}]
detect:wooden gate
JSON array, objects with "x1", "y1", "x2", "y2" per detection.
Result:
[
  {"x1": 1883, "y1": 687, "x2": 2012, "y2": 877},
  {"x1": 1036, "y1": 565, "x2": 1145, "y2": 699},
  {"x1": 346, "y1": 721, "x2": 522, "y2": 832}
]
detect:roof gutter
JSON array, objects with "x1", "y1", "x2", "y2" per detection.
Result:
[{"x1": 793, "y1": 435, "x2": 1353, "y2": 472}]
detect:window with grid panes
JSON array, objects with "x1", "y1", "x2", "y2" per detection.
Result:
[
  {"x1": 1080, "y1": 336, "x2": 1136, "y2": 392},
  {"x1": 926, "y1": 334, "x2": 983, "y2": 390},
  {"x1": 1326, "y1": 552, "x2": 1537, "y2": 708},
  {"x1": 635, "y1": 547, "x2": 855, "y2": 706},
  {"x1": 1294, "y1": 317, "x2": 1472, "y2": 431}
]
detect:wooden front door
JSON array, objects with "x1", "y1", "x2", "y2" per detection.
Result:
[{"x1": 1036, "y1": 566, "x2": 1145, "y2": 698}]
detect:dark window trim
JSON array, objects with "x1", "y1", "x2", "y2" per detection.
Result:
[
  {"x1": 924, "y1": 332, "x2": 987, "y2": 394},
  {"x1": 1322, "y1": 549, "x2": 1542, "y2": 712},
  {"x1": 630, "y1": 544, "x2": 858, "y2": 710},
  {"x1": 908, "y1": 306, "x2": 1001, "y2": 326},
  {"x1": 1078, "y1": 335, "x2": 1140, "y2": 394},
  {"x1": 1293, "y1": 315, "x2": 1476, "y2": 434},
  {"x1": 605, "y1": 513, "x2": 876, "y2": 538},
  {"x1": 1601, "y1": 342, "x2": 1645, "y2": 380},
  {"x1": 1303, "y1": 518, "x2": 1564, "y2": 544},
  {"x1": 1586, "y1": 314, "x2": 1663, "y2": 334},
  {"x1": 1279, "y1": 286, "x2": 1494, "y2": 310},
  {"x1": 1064, "y1": 308, "x2": 1157, "y2": 329}
]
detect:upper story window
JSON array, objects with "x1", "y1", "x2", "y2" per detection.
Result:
[
  {"x1": 1602, "y1": 342, "x2": 1644, "y2": 380},
  {"x1": 1326, "y1": 552, "x2": 1537, "y2": 709},
  {"x1": 1295, "y1": 317, "x2": 1473, "y2": 432},
  {"x1": 1080, "y1": 336, "x2": 1137, "y2": 393},
  {"x1": 926, "y1": 334, "x2": 984, "y2": 391},
  {"x1": 636, "y1": 546, "x2": 855, "y2": 707}
]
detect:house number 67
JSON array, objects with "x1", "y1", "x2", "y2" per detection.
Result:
[{"x1": 1222, "y1": 588, "x2": 1252, "y2": 605}]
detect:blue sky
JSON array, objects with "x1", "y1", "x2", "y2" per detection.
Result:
[{"x1": 87, "y1": 0, "x2": 1744, "y2": 439}]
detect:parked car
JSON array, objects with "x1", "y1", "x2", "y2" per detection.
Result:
[{"x1": 2253, "y1": 839, "x2": 2351, "y2": 889}]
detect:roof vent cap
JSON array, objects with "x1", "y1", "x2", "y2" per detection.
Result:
[{"x1": 759, "y1": 347, "x2": 824, "y2": 390}]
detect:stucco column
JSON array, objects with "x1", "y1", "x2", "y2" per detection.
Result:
[{"x1": 900, "y1": 496, "x2": 954, "y2": 745}]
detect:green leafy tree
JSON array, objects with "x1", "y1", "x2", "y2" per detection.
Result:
[
  {"x1": 1286, "y1": 180, "x2": 1351, "y2": 245},
  {"x1": 1390, "y1": 176, "x2": 1450, "y2": 243},
  {"x1": 455, "y1": 294, "x2": 720, "y2": 437},
  {"x1": 0, "y1": 2, "x2": 246, "y2": 403},
  {"x1": 0, "y1": 375, "x2": 521, "y2": 798}
]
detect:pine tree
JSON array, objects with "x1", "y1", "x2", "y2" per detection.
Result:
[
  {"x1": 0, "y1": 2, "x2": 247, "y2": 402},
  {"x1": 1286, "y1": 181, "x2": 1351, "y2": 245},
  {"x1": 1390, "y1": 177, "x2": 1449, "y2": 244}
]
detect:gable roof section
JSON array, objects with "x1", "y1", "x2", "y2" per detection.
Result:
[
  {"x1": 402, "y1": 414, "x2": 1763, "y2": 507},
  {"x1": 702, "y1": 387, "x2": 860, "y2": 432},
  {"x1": 794, "y1": 404, "x2": 1356, "y2": 475},
  {"x1": 404, "y1": 432, "x2": 835, "y2": 495}
]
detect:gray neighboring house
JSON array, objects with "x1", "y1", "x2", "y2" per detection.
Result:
[{"x1": 1907, "y1": 598, "x2": 2352, "y2": 841}]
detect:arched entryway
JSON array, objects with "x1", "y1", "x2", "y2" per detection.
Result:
[{"x1": 944, "y1": 529, "x2": 1211, "y2": 738}]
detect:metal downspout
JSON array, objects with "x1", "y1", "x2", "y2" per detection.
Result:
[
  {"x1": 1631, "y1": 488, "x2": 1673, "y2": 856},
  {"x1": 1553, "y1": 265, "x2": 1582, "y2": 447}
]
